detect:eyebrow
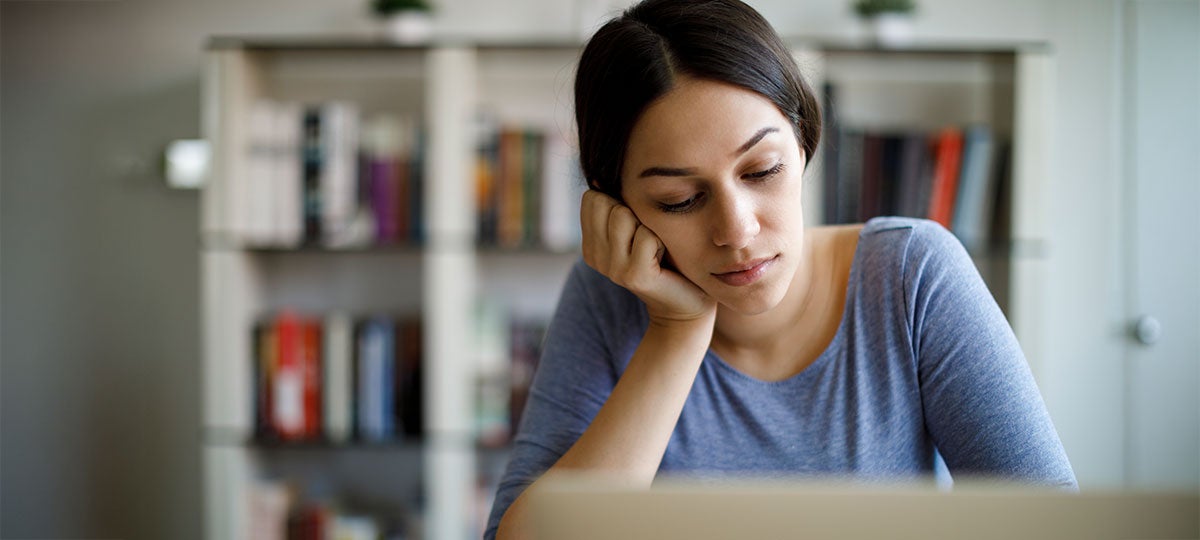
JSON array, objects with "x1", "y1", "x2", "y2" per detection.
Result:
[{"x1": 637, "y1": 126, "x2": 781, "y2": 179}]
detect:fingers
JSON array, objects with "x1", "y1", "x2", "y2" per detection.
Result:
[
  {"x1": 580, "y1": 190, "x2": 651, "y2": 280},
  {"x1": 631, "y1": 224, "x2": 664, "y2": 271},
  {"x1": 607, "y1": 204, "x2": 638, "y2": 269},
  {"x1": 580, "y1": 191, "x2": 606, "y2": 268}
]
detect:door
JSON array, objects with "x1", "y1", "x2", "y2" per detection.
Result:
[{"x1": 1123, "y1": 0, "x2": 1200, "y2": 490}]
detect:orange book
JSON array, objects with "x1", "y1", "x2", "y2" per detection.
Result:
[
  {"x1": 927, "y1": 128, "x2": 964, "y2": 228},
  {"x1": 499, "y1": 128, "x2": 526, "y2": 248}
]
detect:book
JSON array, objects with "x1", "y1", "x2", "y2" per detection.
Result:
[
  {"x1": 396, "y1": 317, "x2": 423, "y2": 438},
  {"x1": 509, "y1": 319, "x2": 548, "y2": 437},
  {"x1": 836, "y1": 129, "x2": 864, "y2": 224},
  {"x1": 363, "y1": 116, "x2": 403, "y2": 245},
  {"x1": 522, "y1": 130, "x2": 544, "y2": 246},
  {"x1": 253, "y1": 322, "x2": 275, "y2": 438},
  {"x1": 895, "y1": 132, "x2": 930, "y2": 218},
  {"x1": 273, "y1": 102, "x2": 304, "y2": 247},
  {"x1": 323, "y1": 312, "x2": 353, "y2": 443},
  {"x1": 539, "y1": 131, "x2": 584, "y2": 251},
  {"x1": 821, "y1": 82, "x2": 843, "y2": 225},
  {"x1": 319, "y1": 102, "x2": 362, "y2": 248},
  {"x1": 356, "y1": 317, "x2": 396, "y2": 441},
  {"x1": 927, "y1": 127, "x2": 965, "y2": 228},
  {"x1": 860, "y1": 133, "x2": 883, "y2": 220},
  {"x1": 498, "y1": 128, "x2": 526, "y2": 248},
  {"x1": 475, "y1": 115, "x2": 500, "y2": 246},
  {"x1": 951, "y1": 125, "x2": 998, "y2": 254},
  {"x1": 246, "y1": 101, "x2": 278, "y2": 245},
  {"x1": 273, "y1": 312, "x2": 306, "y2": 440},
  {"x1": 473, "y1": 299, "x2": 511, "y2": 447},
  {"x1": 301, "y1": 319, "x2": 322, "y2": 439}
]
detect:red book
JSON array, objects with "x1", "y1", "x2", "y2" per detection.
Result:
[
  {"x1": 927, "y1": 128, "x2": 964, "y2": 228},
  {"x1": 273, "y1": 313, "x2": 306, "y2": 440}
]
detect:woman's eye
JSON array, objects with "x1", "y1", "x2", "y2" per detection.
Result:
[
  {"x1": 657, "y1": 194, "x2": 702, "y2": 213},
  {"x1": 744, "y1": 162, "x2": 785, "y2": 180}
]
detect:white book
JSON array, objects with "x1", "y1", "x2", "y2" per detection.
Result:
[
  {"x1": 329, "y1": 515, "x2": 379, "y2": 540},
  {"x1": 247, "y1": 479, "x2": 291, "y2": 540},
  {"x1": 321, "y1": 102, "x2": 361, "y2": 248},
  {"x1": 473, "y1": 298, "x2": 511, "y2": 444},
  {"x1": 243, "y1": 101, "x2": 276, "y2": 245},
  {"x1": 273, "y1": 102, "x2": 304, "y2": 247},
  {"x1": 540, "y1": 131, "x2": 584, "y2": 251},
  {"x1": 323, "y1": 311, "x2": 353, "y2": 443}
]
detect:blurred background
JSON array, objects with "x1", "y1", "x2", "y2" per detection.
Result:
[{"x1": 2, "y1": 0, "x2": 1197, "y2": 538}]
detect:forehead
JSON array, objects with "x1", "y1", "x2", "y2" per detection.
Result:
[{"x1": 625, "y1": 78, "x2": 788, "y2": 167}]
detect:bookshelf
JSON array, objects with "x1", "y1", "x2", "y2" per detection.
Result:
[
  {"x1": 200, "y1": 38, "x2": 1052, "y2": 539},
  {"x1": 794, "y1": 41, "x2": 1054, "y2": 374}
]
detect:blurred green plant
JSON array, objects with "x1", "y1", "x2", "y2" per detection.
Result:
[
  {"x1": 372, "y1": 0, "x2": 433, "y2": 17},
  {"x1": 852, "y1": 0, "x2": 915, "y2": 17}
]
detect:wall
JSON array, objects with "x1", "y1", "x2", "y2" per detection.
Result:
[{"x1": 0, "y1": 0, "x2": 1134, "y2": 537}]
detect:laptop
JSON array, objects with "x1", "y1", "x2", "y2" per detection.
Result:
[{"x1": 530, "y1": 474, "x2": 1199, "y2": 539}]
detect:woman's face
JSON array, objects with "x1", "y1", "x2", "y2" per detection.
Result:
[{"x1": 621, "y1": 77, "x2": 808, "y2": 316}]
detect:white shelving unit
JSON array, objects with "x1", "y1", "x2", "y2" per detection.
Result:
[
  {"x1": 200, "y1": 38, "x2": 1052, "y2": 540},
  {"x1": 200, "y1": 39, "x2": 581, "y2": 540}
]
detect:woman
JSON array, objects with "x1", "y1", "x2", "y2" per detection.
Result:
[{"x1": 487, "y1": 0, "x2": 1076, "y2": 537}]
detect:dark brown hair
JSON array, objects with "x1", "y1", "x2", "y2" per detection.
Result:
[{"x1": 574, "y1": 0, "x2": 822, "y2": 201}]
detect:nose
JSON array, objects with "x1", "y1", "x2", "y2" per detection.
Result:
[{"x1": 710, "y1": 190, "x2": 760, "y2": 249}]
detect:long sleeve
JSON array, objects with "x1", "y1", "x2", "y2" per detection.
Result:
[{"x1": 904, "y1": 221, "x2": 1077, "y2": 488}]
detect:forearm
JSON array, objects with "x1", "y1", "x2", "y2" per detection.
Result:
[{"x1": 496, "y1": 315, "x2": 714, "y2": 539}]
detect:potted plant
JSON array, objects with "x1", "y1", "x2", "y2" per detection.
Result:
[
  {"x1": 852, "y1": 0, "x2": 916, "y2": 47},
  {"x1": 372, "y1": 0, "x2": 434, "y2": 44}
]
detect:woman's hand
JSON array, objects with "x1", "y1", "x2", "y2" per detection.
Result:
[{"x1": 581, "y1": 190, "x2": 716, "y2": 325}]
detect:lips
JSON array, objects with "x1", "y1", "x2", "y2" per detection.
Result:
[{"x1": 712, "y1": 255, "x2": 777, "y2": 286}]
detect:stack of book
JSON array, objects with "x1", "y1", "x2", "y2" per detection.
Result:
[
  {"x1": 252, "y1": 312, "x2": 423, "y2": 444},
  {"x1": 472, "y1": 299, "x2": 549, "y2": 448},
  {"x1": 474, "y1": 121, "x2": 585, "y2": 251},
  {"x1": 241, "y1": 100, "x2": 425, "y2": 249},
  {"x1": 248, "y1": 480, "x2": 409, "y2": 540},
  {"x1": 821, "y1": 125, "x2": 1008, "y2": 255}
]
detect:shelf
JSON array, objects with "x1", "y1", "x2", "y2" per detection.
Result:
[
  {"x1": 203, "y1": 427, "x2": 513, "y2": 452},
  {"x1": 786, "y1": 37, "x2": 1051, "y2": 56},
  {"x1": 208, "y1": 35, "x2": 585, "y2": 52},
  {"x1": 209, "y1": 34, "x2": 1051, "y2": 56}
]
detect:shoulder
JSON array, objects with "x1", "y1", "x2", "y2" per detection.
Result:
[
  {"x1": 858, "y1": 216, "x2": 958, "y2": 248},
  {"x1": 855, "y1": 217, "x2": 967, "y2": 275}
]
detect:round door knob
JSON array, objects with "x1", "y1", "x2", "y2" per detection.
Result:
[{"x1": 1133, "y1": 315, "x2": 1162, "y2": 345}]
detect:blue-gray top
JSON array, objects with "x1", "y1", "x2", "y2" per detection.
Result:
[{"x1": 485, "y1": 217, "x2": 1077, "y2": 538}]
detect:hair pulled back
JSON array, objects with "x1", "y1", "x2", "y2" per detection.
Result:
[{"x1": 574, "y1": 0, "x2": 822, "y2": 201}]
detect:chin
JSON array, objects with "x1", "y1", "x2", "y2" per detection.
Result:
[{"x1": 711, "y1": 282, "x2": 789, "y2": 316}]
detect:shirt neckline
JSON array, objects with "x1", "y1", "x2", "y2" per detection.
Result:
[{"x1": 702, "y1": 221, "x2": 876, "y2": 386}]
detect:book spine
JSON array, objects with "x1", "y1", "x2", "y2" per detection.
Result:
[
  {"x1": 274, "y1": 103, "x2": 304, "y2": 247},
  {"x1": 928, "y1": 128, "x2": 965, "y2": 228},
  {"x1": 273, "y1": 313, "x2": 305, "y2": 440},
  {"x1": 301, "y1": 107, "x2": 323, "y2": 245},
  {"x1": 301, "y1": 319, "x2": 322, "y2": 440},
  {"x1": 323, "y1": 312, "x2": 353, "y2": 443},
  {"x1": 951, "y1": 125, "x2": 997, "y2": 253}
]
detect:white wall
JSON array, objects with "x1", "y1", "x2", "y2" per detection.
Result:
[{"x1": 0, "y1": 0, "x2": 1141, "y2": 537}]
